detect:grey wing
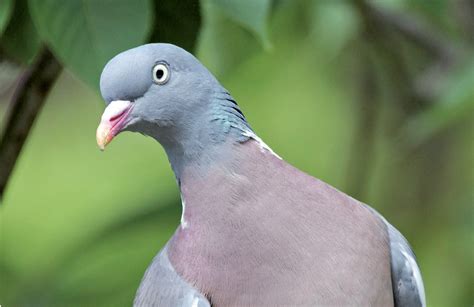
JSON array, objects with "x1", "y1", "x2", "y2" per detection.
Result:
[
  {"x1": 134, "y1": 243, "x2": 210, "y2": 307},
  {"x1": 366, "y1": 206, "x2": 426, "y2": 307}
]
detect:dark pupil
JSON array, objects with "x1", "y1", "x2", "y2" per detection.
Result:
[{"x1": 155, "y1": 69, "x2": 164, "y2": 80}]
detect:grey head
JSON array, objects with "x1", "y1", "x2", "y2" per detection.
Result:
[{"x1": 96, "y1": 43, "x2": 252, "y2": 177}]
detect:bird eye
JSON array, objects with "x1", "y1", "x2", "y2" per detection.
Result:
[{"x1": 152, "y1": 63, "x2": 170, "y2": 84}]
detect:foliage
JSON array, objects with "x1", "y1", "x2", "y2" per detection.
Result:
[
  {"x1": 0, "y1": 0, "x2": 473, "y2": 306},
  {"x1": 0, "y1": 0, "x2": 13, "y2": 36},
  {"x1": 148, "y1": 0, "x2": 201, "y2": 53},
  {"x1": 29, "y1": 0, "x2": 153, "y2": 89},
  {"x1": 0, "y1": 0, "x2": 269, "y2": 87},
  {"x1": 209, "y1": 0, "x2": 271, "y2": 48},
  {"x1": 1, "y1": 0, "x2": 40, "y2": 63}
]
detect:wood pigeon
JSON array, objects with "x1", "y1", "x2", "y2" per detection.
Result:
[{"x1": 96, "y1": 43, "x2": 426, "y2": 306}]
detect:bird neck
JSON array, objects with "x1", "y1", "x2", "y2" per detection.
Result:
[
  {"x1": 155, "y1": 91, "x2": 253, "y2": 182},
  {"x1": 161, "y1": 135, "x2": 237, "y2": 184}
]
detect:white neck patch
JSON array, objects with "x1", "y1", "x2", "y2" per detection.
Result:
[
  {"x1": 242, "y1": 130, "x2": 281, "y2": 159},
  {"x1": 180, "y1": 196, "x2": 189, "y2": 229}
]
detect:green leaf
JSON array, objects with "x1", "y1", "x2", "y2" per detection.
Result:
[
  {"x1": 28, "y1": 0, "x2": 153, "y2": 89},
  {"x1": 308, "y1": 1, "x2": 359, "y2": 56},
  {"x1": 149, "y1": 0, "x2": 201, "y2": 53},
  {"x1": 0, "y1": 0, "x2": 13, "y2": 35},
  {"x1": 0, "y1": 0, "x2": 41, "y2": 64},
  {"x1": 198, "y1": 0, "x2": 261, "y2": 77},
  {"x1": 208, "y1": 0, "x2": 272, "y2": 48}
]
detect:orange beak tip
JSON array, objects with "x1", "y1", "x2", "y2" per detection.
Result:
[
  {"x1": 96, "y1": 100, "x2": 133, "y2": 151},
  {"x1": 96, "y1": 122, "x2": 111, "y2": 151}
]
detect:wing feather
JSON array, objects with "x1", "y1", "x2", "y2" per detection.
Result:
[
  {"x1": 366, "y1": 206, "x2": 426, "y2": 307},
  {"x1": 134, "y1": 244, "x2": 210, "y2": 307}
]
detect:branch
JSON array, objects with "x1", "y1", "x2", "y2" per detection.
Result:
[
  {"x1": 0, "y1": 48, "x2": 62, "y2": 200},
  {"x1": 374, "y1": 6, "x2": 457, "y2": 65},
  {"x1": 455, "y1": 0, "x2": 474, "y2": 44},
  {"x1": 352, "y1": 0, "x2": 465, "y2": 113},
  {"x1": 354, "y1": 0, "x2": 459, "y2": 66}
]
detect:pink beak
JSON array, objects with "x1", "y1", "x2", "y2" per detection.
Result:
[{"x1": 96, "y1": 100, "x2": 133, "y2": 150}]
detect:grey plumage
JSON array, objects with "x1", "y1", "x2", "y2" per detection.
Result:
[
  {"x1": 97, "y1": 43, "x2": 426, "y2": 306},
  {"x1": 366, "y1": 206, "x2": 426, "y2": 307},
  {"x1": 134, "y1": 244, "x2": 210, "y2": 307}
]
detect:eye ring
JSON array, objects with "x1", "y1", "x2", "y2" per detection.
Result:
[{"x1": 152, "y1": 62, "x2": 170, "y2": 84}]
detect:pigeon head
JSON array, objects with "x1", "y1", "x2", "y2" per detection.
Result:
[{"x1": 96, "y1": 43, "x2": 252, "y2": 173}]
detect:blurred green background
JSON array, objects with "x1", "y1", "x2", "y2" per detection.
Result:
[{"x1": 0, "y1": 0, "x2": 473, "y2": 306}]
